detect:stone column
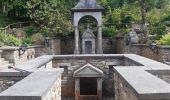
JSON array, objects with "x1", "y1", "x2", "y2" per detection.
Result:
[
  {"x1": 97, "y1": 26, "x2": 103, "y2": 54},
  {"x1": 75, "y1": 78, "x2": 80, "y2": 100},
  {"x1": 97, "y1": 78, "x2": 102, "y2": 100},
  {"x1": 74, "y1": 26, "x2": 80, "y2": 54}
]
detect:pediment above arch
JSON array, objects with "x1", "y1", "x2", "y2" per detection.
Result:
[{"x1": 74, "y1": 63, "x2": 103, "y2": 77}]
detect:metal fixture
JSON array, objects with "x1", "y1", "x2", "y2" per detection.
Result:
[
  {"x1": 44, "y1": 37, "x2": 50, "y2": 46},
  {"x1": 19, "y1": 43, "x2": 28, "y2": 56}
]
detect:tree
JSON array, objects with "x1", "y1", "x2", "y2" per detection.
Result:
[{"x1": 26, "y1": 0, "x2": 72, "y2": 36}]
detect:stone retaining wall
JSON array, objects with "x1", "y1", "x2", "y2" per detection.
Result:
[
  {"x1": 1, "y1": 47, "x2": 35, "y2": 65},
  {"x1": 115, "y1": 73, "x2": 138, "y2": 100},
  {"x1": 55, "y1": 37, "x2": 120, "y2": 54},
  {"x1": 52, "y1": 55, "x2": 141, "y2": 98},
  {"x1": 124, "y1": 44, "x2": 170, "y2": 62},
  {"x1": 43, "y1": 77, "x2": 62, "y2": 100}
]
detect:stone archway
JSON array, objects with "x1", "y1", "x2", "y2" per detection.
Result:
[
  {"x1": 73, "y1": 63, "x2": 103, "y2": 100},
  {"x1": 72, "y1": 0, "x2": 104, "y2": 54}
]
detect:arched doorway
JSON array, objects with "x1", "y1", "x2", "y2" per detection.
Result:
[
  {"x1": 79, "y1": 15, "x2": 97, "y2": 54},
  {"x1": 72, "y1": 0, "x2": 104, "y2": 54}
]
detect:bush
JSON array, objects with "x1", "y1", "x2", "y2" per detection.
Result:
[
  {"x1": 31, "y1": 33, "x2": 44, "y2": 45},
  {"x1": 0, "y1": 31, "x2": 21, "y2": 46},
  {"x1": 102, "y1": 26, "x2": 117, "y2": 38},
  {"x1": 22, "y1": 37, "x2": 32, "y2": 45},
  {"x1": 157, "y1": 32, "x2": 170, "y2": 45},
  {"x1": 25, "y1": 25, "x2": 37, "y2": 36},
  {"x1": 149, "y1": 23, "x2": 166, "y2": 39}
]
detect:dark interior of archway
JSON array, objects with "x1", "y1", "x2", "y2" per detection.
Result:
[
  {"x1": 80, "y1": 77, "x2": 97, "y2": 95},
  {"x1": 78, "y1": 16, "x2": 98, "y2": 36}
]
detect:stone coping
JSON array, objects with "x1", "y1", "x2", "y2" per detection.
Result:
[
  {"x1": 0, "y1": 45, "x2": 43, "y2": 51},
  {"x1": 114, "y1": 67, "x2": 170, "y2": 99},
  {"x1": 16, "y1": 55, "x2": 53, "y2": 71},
  {"x1": 114, "y1": 54, "x2": 170, "y2": 99},
  {"x1": 131, "y1": 44, "x2": 170, "y2": 49},
  {"x1": 0, "y1": 69, "x2": 63, "y2": 97},
  {"x1": 53, "y1": 54, "x2": 125, "y2": 59},
  {"x1": 53, "y1": 54, "x2": 170, "y2": 68},
  {"x1": 0, "y1": 55, "x2": 53, "y2": 76},
  {"x1": 124, "y1": 54, "x2": 170, "y2": 70}
]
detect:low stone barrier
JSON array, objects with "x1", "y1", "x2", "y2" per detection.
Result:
[
  {"x1": 124, "y1": 44, "x2": 170, "y2": 62},
  {"x1": 0, "y1": 46, "x2": 36, "y2": 65},
  {"x1": 0, "y1": 69, "x2": 63, "y2": 100},
  {"x1": 114, "y1": 54, "x2": 170, "y2": 100}
]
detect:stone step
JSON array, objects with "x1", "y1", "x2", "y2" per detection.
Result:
[
  {"x1": 0, "y1": 60, "x2": 9, "y2": 66},
  {"x1": 0, "y1": 63, "x2": 13, "y2": 69},
  {"x1": 0, "y1": 58, "x2": 5, "y2": 62}
]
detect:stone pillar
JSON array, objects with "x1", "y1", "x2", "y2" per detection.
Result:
[
  {"x1": 97, "y1": 26, "x2": 103, "y2": 54},
  {"x1": 75, "y1": 78, "x2": 80, "y2": 100},
  {"x1": 97, "y1": 78, "x2": 102, "y2": 100},
  {"x1": 74, "y1": 26, "x2": 80, "y2": 54}
]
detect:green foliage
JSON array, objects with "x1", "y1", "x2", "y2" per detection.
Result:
[
  {"x1": 103, "y1": 26, "x2": 117, "y2": 38},
  {"x1": 25, "y1": 25, "x2": 37, "y2": 36},
  {"x1": 0, "y1": 0, "x2": 169, "y2": 39},
  {"x1": 0, "y1": 31, "x2": 21, "y2": 46},
  {"x1": 157, "y1": 33, "x2": 170, "y2": 45},
  {"x1": 149, "y1": 23, "x2": 166, "y2": 39},
  {"x1": 0, "y1": 14, "x2": 16, "y2": 27},
  {"x1": 22, "y1": 37, "x2": 32, "y2": 45},
  {"x1": 26, "y1": 0, "x2": 72, "y2": 36}
]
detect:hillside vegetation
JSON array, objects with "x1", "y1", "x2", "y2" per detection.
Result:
[{"x1": 0, "y1": 0, "x2": 170, "y2": 45}]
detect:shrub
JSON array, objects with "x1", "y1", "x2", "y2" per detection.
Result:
[
  {"x1": 102, "y1": 26, "x2": 117, "y2": 38},
  {"x1": 157, "y1": 32, "x2": 170, "y2": 45},
  {"x1": 31, "y1": 33, "x2": 44, "y2": 45},
  {"x1": 22, "y1": 37, "x2": 32, "y2": 45},
  {"x1": 0, "y1": 31, "x2": 21, "y2": 46},
  {"x1": 25, "y1": 25, "x2": 37, "y2": 36}
]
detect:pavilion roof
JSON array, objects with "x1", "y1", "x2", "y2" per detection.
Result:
[{"x1": 72, "y1": 0, "x2": 104, "y2": 12}]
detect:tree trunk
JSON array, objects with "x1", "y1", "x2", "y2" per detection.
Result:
[{"x1": 140, "y1": 0, "x2": 148, "y2": 44}]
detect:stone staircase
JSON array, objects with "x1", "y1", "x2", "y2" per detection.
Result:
[{"x1": 0, "y1": 50, "x2": 13, "y2": 70}]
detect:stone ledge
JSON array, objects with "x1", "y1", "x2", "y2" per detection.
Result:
[
  {"x1": 114, "y1": 67, "x2": 170, "y2": 99},
  {"x1": 0, "y1": 45, "x2": 44, "y2": 51},
  {"x1": 0, "y1": 69, "x2": 63, "y2": 99},
  {"x1": 16, "y1": 55, "x2": 53, "y2": 71},
  {"x1": 124, "y1": 54, "x2": 170, "y2": 70}
]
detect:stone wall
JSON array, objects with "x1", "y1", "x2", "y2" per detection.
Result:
[
  {"x1": 0, "y1": 69, "x2": 64, "y2": 100},
  {"x1": 124, "y1": 44, "x2": 170, "y2": 62},
  {"x1": 52, "y1": 55, "x2": 141, "y2": 98},
  {"x1": 43, "y1": 78, "x2": 62, "y2": 100},
  {"x1": 114, "y1": 73, "x2": 138, "y2": 100},
  {"x1": 1, "y1": 47, "x2": 35, "y2": 65},
  {"x1": 31, "y1": 36, "x2": 124, "y2": 55},
  {"x1": 57, "y1": 37, "x2": 118, "y2": 54},
  {"x1": 53, "y1": 57, "x2": 122, "y2": 97}
]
